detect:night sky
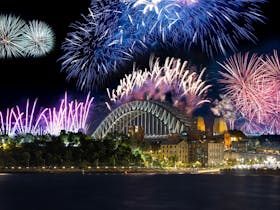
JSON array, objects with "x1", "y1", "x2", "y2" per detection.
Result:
[{"x1": 0, "y1": 0, "x2": 279, "y2": 124}]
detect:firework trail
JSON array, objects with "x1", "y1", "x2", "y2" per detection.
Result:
[
  {"x1": 0, "y1": 108, "x2": 18, "y2": 136},
  {"x1": 23, "y1": 20, "x2": 55, "y2": 57},
  {"x1": 0, "y1": 99, "x2": 46, "y2": 136},
  {"x1": 107, "y1": 56, "x2": 211, "y2": 115},
  {"x1": 44, "y1": 92, "x2": 94, "y2": 136},
  {"x1": 0, "y1": 93, "x2": 94, "y2": 137},
  {"x1": 219, "y1": 51, "x2": 280, "y2": 134},
  {"x1": 12, "y1": 99, "x2": 48, "y2": 135},
  {"x1": 0, "y1": 15, "x2": 26, "y2": 58}
]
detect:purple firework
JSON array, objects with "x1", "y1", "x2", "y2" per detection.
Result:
[{"x1": 0, "y1": 92, "x2": 94, "y2": 137}]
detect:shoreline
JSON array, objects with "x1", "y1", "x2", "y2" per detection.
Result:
[
  {"x1": 0, "y1": 167, "x2": 218, "y2": 175},
  {"x1": 220, "y1": 168, "x2": 280, "y2": 176},
  {"x1": 1, "y1": 167, "x2": 279, "y2": 176}
]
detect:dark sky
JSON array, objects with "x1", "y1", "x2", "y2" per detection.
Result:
[{"x1": 0, "y1": 0, "x2": 279, "y2": 113}]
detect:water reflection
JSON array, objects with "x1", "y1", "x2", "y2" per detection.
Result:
[{"x1": 0, "y1": 174, "x2": 278, "y2": 210}]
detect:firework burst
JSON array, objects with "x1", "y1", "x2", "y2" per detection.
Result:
[
  {"x1": 23, "y1": 20, "x2": 55, "y2": 57},
  {"x1": 107, "y1": 56, "x2": 211, "y2": 115},
  {"x1": 61, "y1": 0, "x2": 265, "y2": 90},
  {"x1": 60, "y1": 0, "x2": 143, "y2": 90},
  {"x1": 219, "y1": 50, "x2": 280, "y2": 134},
  {"x1": 125, "y1": 0, "x2": 266, "y2": 56},
  {"x1": 0, "y1": 15, "x2": 26, "y2": 58}
]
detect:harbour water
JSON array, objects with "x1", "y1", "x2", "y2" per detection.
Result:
[{"x1": 0, "y1": 173, "x2": 279, "y2": 210}]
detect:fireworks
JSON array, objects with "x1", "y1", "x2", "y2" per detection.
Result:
[
  {"x1": 23, "y1": 20, "x2": 55, "y2": 57},
  {"x1": 13, "y1": 99, "x2": 47, "y2": 135},
  {"x1": 0, "y1": 15, "x2": 26, "y2": 58},
  {"x1": 107, "y1": 56, "x2": 211, "y2": 115},
  {"x1": 0, "y1": 15, "x2": 55, "y2": 59},
  {"x1": 218, "y1": 50, "x2": 280, "y2": 134},
  {"x1": 61, "y1": 0, "x2": 265, "y2": 90},
  {"x1": 0, "y1": 93, "x2": 94, "y2": 137},
  {"x1": 61, "y1": 0, "x2": 147, "y2": 90},
  {"x1": 0, "y1": 99, "x2": 45, "y2": 136},
  {"x1": 124, "y1": 0, "x2": 266, "y2": 55},
  {"x1": 44, "y1": 92, "x2": 94, "y2": 136},
  {"x1": 0, "y1": 108, "x2": 17, "y2": 136}
]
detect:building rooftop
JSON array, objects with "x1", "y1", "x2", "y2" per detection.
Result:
[{"x1": 159, "y1": 139, "x2": 185, "y2": 145}]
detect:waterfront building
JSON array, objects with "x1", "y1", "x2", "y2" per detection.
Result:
[
  {"x1": 224, "y1": 151, "x2": 280, "y2": 162},
  {"x1": 207, "y1": 142, "x2": 224, "y2": 166},
  {"x1": 187, "y1": 140, "x2": 208, "y2": 166},
  {"x1": 187, "y1": 140, "x2": 224, "y2": 166},
  {"x1": 156, "y1": 139, "x2": 188, "y2": 163},
  {"x1": 256, "y1": 146, "x2": 280, "y2": 154},
  {"x1": 224, "y1": 130, "x2": 246, "y2": 149},
  {"x1": 231, "y1": 140, "x2": 249, "y2": 152}
]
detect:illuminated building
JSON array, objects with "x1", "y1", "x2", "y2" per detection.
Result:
[
  {"x1": 207, "y1": 142, "x2": 224, "y2": 166},
  {"x1": 188, "y1": 140, "x2": 224, "y2": 166},
  {"x1": 187, "y1": 140, "x2": 208, "y2": 165},
  {"x1": 156, "y1": 139, "x2": 188, "y2": 163},
  {"x1": 256, "y1": 135, "x2": 280, "y2": 154},
  {"x1": 213, "y1": 118, "x2": 228, "y2": 136},
  {"x1": 224, "y1": 130, "x2": 246, "y2": 149}
]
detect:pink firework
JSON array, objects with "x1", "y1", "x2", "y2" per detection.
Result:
[
  {"x1": 107, "y1": 56, "x2": 211, "y2": 115},
  {"x1": 0, "y1": 92, "x2": 94, "y2": 137},
  {"x1": 0, "y1": 108, "x2": 18, "y2": 136},
  {"x1": 219, "y1": 51, "x2": 280, "y2": 134},
  {"x1": 43, "y1": 92, "x2": 94, "y2": 136},
  {"x1": 0, "y1": 99, "x2": 46, "y2": 136}
]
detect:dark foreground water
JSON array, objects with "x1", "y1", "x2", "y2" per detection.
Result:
[{"x1": 0, "y1": 173, "x2": 279, "y2": 210}]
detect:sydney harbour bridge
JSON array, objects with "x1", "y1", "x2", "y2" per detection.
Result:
[{"x1": 92, "y1": 100, "x2": 192, "y2": 139}]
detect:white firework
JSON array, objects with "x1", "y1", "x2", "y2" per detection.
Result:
[
  {"x1": 107, "y1": 56, "x2": 211, "y2": 115},
  {"x1": 0, "y1": 15, "x2": 26, "y2": 58},
  {"x1": 23, "y1": 20, "x2": 55, "y2": 57},
  {"x1": 133, "y1": 0, "x2": 162, "y2": 14}
]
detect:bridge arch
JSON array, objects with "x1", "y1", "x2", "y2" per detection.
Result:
[{"x1": 92, "y1": 100, "x2": 192, "y2": 139}]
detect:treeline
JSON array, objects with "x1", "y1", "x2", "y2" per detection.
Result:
[{"x1": 0, "y1": 132, "x2": 145, "y2": 167}]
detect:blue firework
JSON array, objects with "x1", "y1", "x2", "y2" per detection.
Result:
[
  {"x1": 61, "y1": 0, "x2": 148, "y2": 90},
  {"x1": 61, "y1": 0, "x2": 266, "y2": 90},
  {"x1": 124, "y1": 0, "x2": 266, "y2": 56}
]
